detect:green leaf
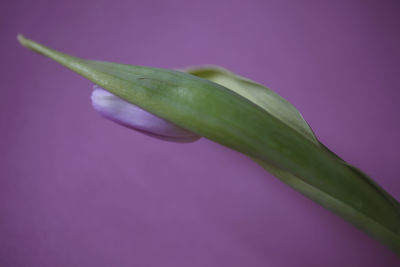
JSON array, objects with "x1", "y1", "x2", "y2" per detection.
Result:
[
  {"x1": 19, "y1": 35, "x2": 400, "y2": 254},
  {"x1": 185, "y1": 65, "x2": 400, "y2": 253},
  {"x1": 185, "y1": 65, "x2": 318, "y2": 144}
]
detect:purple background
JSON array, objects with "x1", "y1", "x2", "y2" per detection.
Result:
[{"x1": 1, "y1": 0, "x2": 400, "y2": 266}]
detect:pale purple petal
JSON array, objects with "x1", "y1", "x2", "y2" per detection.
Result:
[{"x1": 91, "y1": 86, "x2": 200, "y2": 142}]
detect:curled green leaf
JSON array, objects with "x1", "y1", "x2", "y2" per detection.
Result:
[
  {"x1": 185, "y1": 65, "x2": 318, "y2": 143},
  {"x1": 185, "y1": 66, "x2": 400, "y2": 253}
]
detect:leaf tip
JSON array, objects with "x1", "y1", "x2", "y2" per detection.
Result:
[
  {"x1": 17, "y1": 34, "x2": 27, "y2": 47},
  {"x1": 17, "y1": 34, "x2": 39, "y2": 53}
]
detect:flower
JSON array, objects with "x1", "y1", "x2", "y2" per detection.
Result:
[{"x1": 91, "y1": 85, "x2": 200, "y2": 142}]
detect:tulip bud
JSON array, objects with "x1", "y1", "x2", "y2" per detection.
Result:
[{"x1": 91, "y1": 85, "x2": 200, "y2": 142}]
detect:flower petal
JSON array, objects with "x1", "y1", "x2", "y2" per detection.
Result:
[{"x1": 91, "y1": 86, "x2": 200, "y2": 142}]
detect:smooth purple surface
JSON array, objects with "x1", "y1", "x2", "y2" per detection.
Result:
[{"x1": 1, "y1": 0, "x2": 400, "y2": 266}]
